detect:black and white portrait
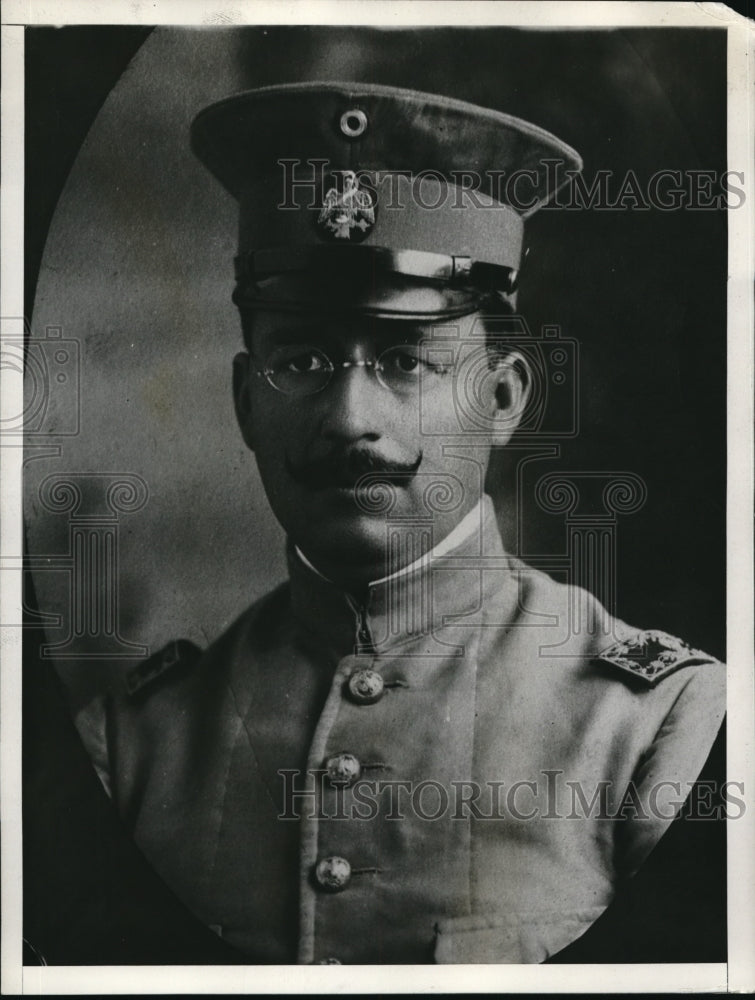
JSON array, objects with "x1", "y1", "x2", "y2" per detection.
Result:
[{"x1": 5, "y1": 3, "x2": 754, "y2": 993}]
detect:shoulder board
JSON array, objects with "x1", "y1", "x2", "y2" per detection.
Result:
[
  {"x1": 596, "y1": 629, "x2": 719, "y2": 687},
  {"x1": 125, "y1": 639, "x2": 202, "y2": 698}
]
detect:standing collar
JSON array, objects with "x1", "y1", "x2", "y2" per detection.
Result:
[
  {"x1": 287, "y1": 494, "x2": 511, "y2": 657},
  {"x1": 293, "y1": 498, "x2": 486, "y2": 588}
]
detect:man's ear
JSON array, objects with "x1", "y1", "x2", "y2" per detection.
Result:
[
  {"x1": 233, "y1": 351, "x2": 256, "y2": 452},
  {"x1": 489, "y1": 350, "x2": 531, "y2": 447}
]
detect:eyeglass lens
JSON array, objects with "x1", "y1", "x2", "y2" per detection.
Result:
[{"x1": 261, "y1": 344, "x2": 452, "y2": 396}]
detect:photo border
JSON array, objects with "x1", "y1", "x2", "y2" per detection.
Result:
[{"x1": 2, "y1": 1, "x2": 753, "y2": 994}]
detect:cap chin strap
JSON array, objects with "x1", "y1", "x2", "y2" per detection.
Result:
[
  {"x1": 233, "y1": 245, "x2": 519, "y2": 298},
  {"x1": 232, "y1": 294, "x2": 486, "y2": 322}
]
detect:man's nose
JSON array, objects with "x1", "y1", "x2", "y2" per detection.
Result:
[{"x1": 318, "y1": 362, "x2": 388, "y2": 442}]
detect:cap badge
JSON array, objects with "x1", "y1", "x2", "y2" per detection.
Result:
[{"x1": 316, "y1": 170, "x2": 375, "y2": 242}]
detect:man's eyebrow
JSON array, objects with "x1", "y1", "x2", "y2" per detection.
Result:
[
  {"x1": 265, "y1": 326, "x2": 331, "y2": 343},
  {"x1": 371, "y1": 325, "x2": 430, "y2": 345},
  {"x1": 263, "y1": 325, "x2": 430, "y2": 346}
]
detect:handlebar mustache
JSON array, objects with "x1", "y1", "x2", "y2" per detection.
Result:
[{"x1": 286, "y1": 449, "x2": 422, "y2": 491}]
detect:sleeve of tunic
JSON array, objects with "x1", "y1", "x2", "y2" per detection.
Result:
[{"x1": 614, "y1": 659, "x2": 726, "y2": 877}]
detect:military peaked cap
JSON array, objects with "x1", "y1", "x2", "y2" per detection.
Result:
[{"x1": 191, "y1": 82, "x2": 582, "y2": 320}]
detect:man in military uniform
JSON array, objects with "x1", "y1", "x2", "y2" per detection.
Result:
[{"x1": 74, "y1": 83, "x2": 726, "y2": 964}]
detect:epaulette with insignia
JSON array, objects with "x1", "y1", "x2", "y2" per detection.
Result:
[
  {"x1": 597, "y1": 629, "x2": 719, "y2": 687},
  {"x1": 125, "y1": 639, "x2": 202, "y2": 698}
]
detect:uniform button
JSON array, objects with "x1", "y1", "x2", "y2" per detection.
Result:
[
  {"x1": 325, "y1": 752, "x2": 362, "y2": 787},
  {"x1": 347, "y1": 668, "x2": 384, "y2": 704},
  {"x1": 315, "y1": 856, "x2": 351, "y2": 892}
]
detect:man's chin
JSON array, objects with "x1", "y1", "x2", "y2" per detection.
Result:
[{"x1": 292, "y1": 506, "x2": 398, "y2": 580}]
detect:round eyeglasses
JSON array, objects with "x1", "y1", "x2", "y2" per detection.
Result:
[{"x1": 254, "y1": 344, "x2": 454, "y2": 397}]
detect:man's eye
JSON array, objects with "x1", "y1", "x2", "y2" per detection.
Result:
[
  {"x1": 394, "y1": 351, "x2": 421, "y2": 373},
  {"x1": 288, "y1": 354, "x2": 322, "y2": 372},
  {"x1": 380, "y1": 346, "x2": 449, "y2": 379},
  {"x1": 282, "y1": 350, "x2": 326, "y2": 374},
  {"x1": 381, "y1": 348, "x2": 426, "y2": 376}
]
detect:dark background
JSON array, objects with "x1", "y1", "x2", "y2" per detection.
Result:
[
  {"x1": 22, "y1": 22, "x2": 729, "y2": 968},
  {"x1": 26, "y1": 25, "x2": 727, "y2": 657}
]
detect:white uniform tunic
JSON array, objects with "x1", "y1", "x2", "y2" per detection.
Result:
[{"x1": 76, "y1": 495, "x2": 725, "y2": 963}]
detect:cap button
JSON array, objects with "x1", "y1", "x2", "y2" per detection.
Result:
[
  {"x1": 325, "y1": 752, "x2": 362, "y2": 787},
  {"x1": 315, "y1": 856, "x2": 352, "y2": 892},
  {"x1": 340, "y1": 108, "x2": 368, "y2": 138},
  {"x1": 347, "y1": 668, "x2": 384, "y2": 705}
]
